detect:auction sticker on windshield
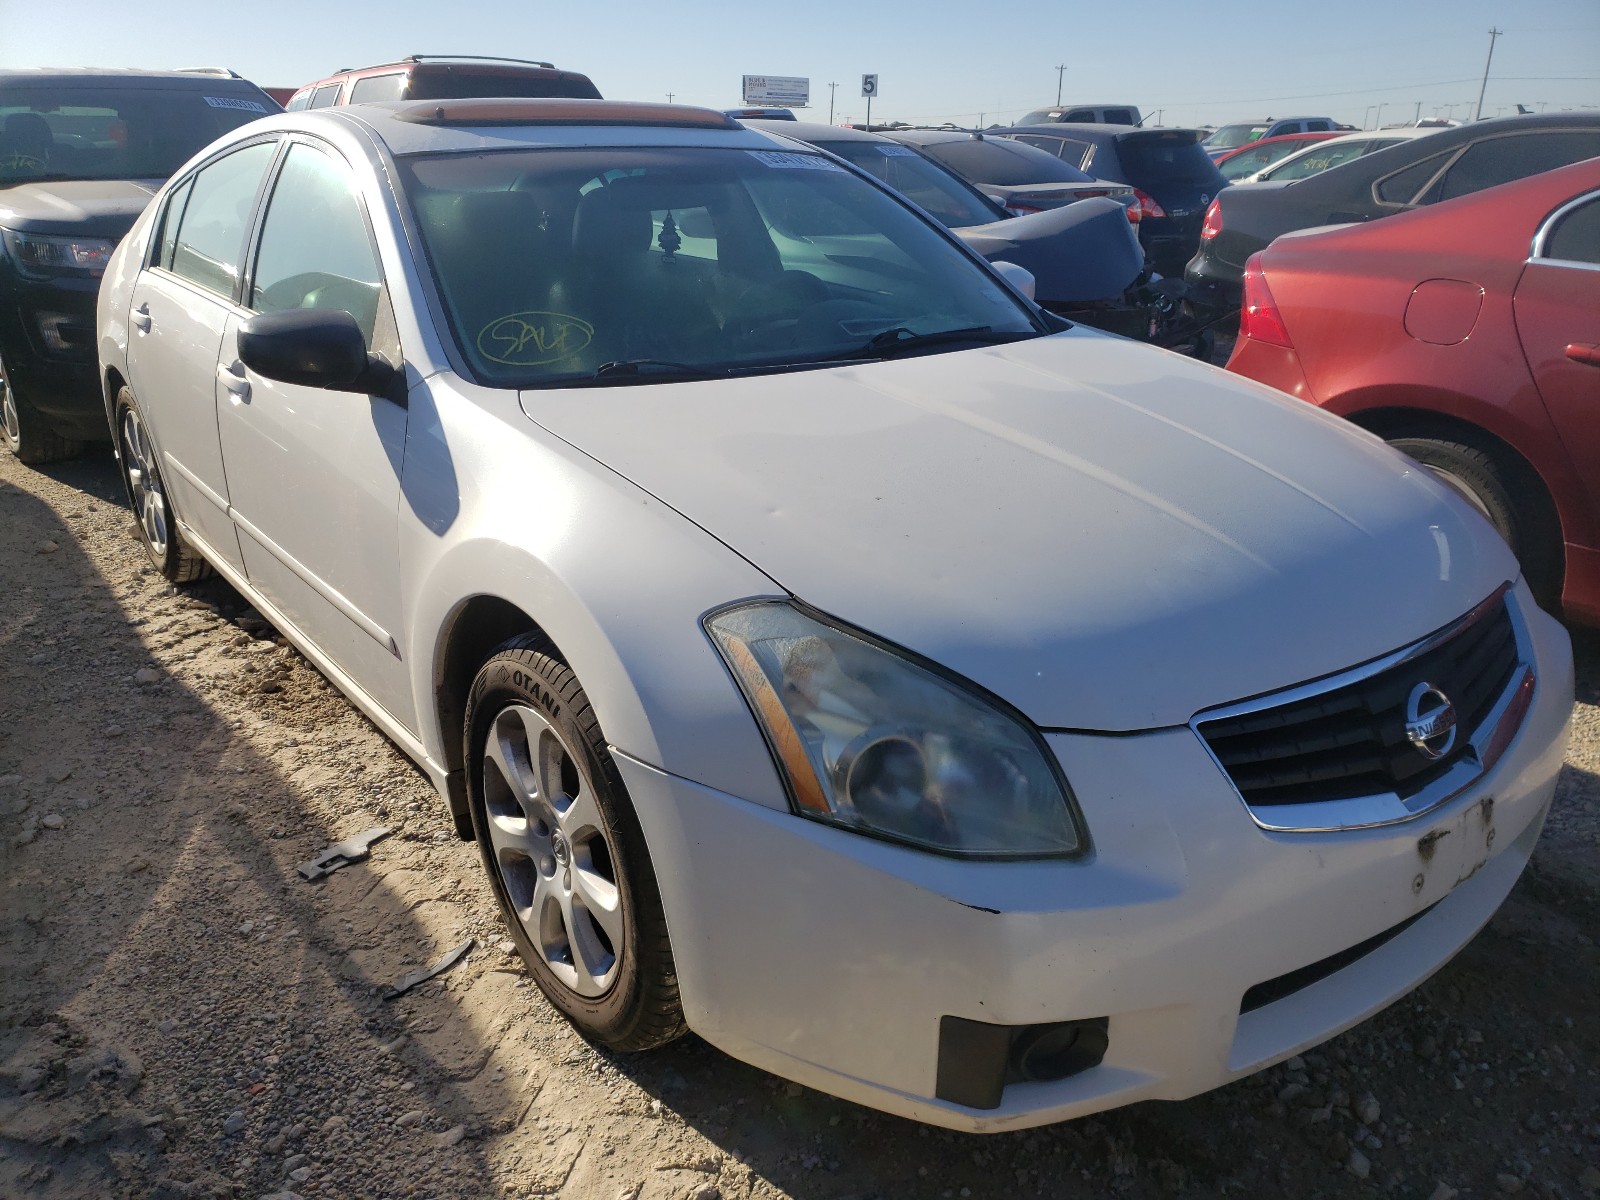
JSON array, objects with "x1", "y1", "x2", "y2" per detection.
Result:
[
  {"x1": 748, "y1": 151, "x2": 845, "y2": 171},
  {"x1": 204, "y1": 96, "x2": 269, "y2": 112}
]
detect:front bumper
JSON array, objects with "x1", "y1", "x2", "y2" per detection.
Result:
[
  {"x1": 620, "y1": 588, "x2": 1572, "y2": 1132},
  {"x1": 1, "y1": 270, "x2": 109, "y2": 438}
]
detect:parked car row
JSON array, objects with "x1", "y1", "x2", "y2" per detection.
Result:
[{"x1": 0, "y1": 58, "x2": 1587, "y2": 1137}]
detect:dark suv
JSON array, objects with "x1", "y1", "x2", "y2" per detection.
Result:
[
  {"x1": 997, "y1": 124, "x2": 1228, "y2": 277},
  {"x1": 0, "y1": 68, "x2": 279, "y2": 462},
  {"x1": 285, "y1": 56, "x2": 601, "y2": 109}
]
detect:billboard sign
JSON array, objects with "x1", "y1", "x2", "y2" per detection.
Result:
[{"x1": 742, "y1": 75, "x2": 810, "y2": 107}]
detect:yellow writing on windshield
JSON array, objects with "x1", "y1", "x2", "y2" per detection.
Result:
[{"x1": 478, "y1": 312, "x2": 594, "y2": 366}]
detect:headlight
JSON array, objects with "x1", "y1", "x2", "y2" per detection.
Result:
[
  {"x1": 706, "y1": 600, "x2": 1085, "y2": 858},
  {"x1": 0, "y1": 228, "x2": 117, "y2": 280}
]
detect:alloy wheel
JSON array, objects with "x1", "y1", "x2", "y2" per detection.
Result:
[
  {"x1": 120, "y1": 405, "x2": 170, "y2": 561},
  {"x1": 1, "y1": 351, "x2": 18, "y2": 451},
  {"x1": 481, "y1": 703, "x2": 625, "y2": 998}
]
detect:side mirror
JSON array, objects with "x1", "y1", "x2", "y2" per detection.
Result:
[
  {"x1": 990, "y1": 260, "x2": 1036, "y2": 301},
  {"x1": 237, "y1": 309, "x2": 401, "y2": 402}
]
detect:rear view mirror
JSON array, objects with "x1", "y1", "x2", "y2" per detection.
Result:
[{"x1": 237, "y1": 310, "x2": 400, "y2": 401}]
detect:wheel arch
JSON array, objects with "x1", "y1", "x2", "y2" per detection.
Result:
[
  {"x1": 411, "y1": 535, "x2": 792, "y2": 842},
  {"x1": 1337, "y1": 401, "x2": 1568, "y2": 603},
  {"x1": 432, "y1": 593, "x2": 560, "y2": 839}
]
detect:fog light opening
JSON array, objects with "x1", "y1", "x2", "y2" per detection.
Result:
[{"x1": 1009, "y1": 1019, "x2": 1109, "y2": 1083}]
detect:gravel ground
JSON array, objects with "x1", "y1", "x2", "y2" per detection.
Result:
[{"x1": 2, "y1": 445, "x2": 1597, "y2": 1200}]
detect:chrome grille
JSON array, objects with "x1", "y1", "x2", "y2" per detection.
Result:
[{"x1": 1194, "y1": 587, "x2": 1533, "y2": 832}]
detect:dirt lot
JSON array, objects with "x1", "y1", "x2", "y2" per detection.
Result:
[{"x1": 2, "y1": 444, "x2": 1597, "y2": 1200}]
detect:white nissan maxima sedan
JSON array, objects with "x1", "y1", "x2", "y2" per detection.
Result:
[{"x1": 97, "y1": 98, "x2": 1573, "y2": 1132}]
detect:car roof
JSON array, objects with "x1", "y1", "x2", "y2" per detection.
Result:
[
  {"x1": 0, "y1": 67, "x2": 265, "y2": 89},
  {"x1": 316, "y1": 98, "x2": 786, "y2": 156},
  {"x1": 745, "y1": 119, "x2": 890, "y2": 143},
  {"x1": 998, "y1": 122, "x2": 1206, "y2": 143}
]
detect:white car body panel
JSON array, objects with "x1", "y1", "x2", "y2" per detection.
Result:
[
  {"x1": 92, "y1": 101, "x2": 1577, "y2": 1133},
  {"x1": 523, "y1": 333, "x2": 1515, "y2": 730},
  {"x1": 619, "y1": 585, "x2": 1570, "y2": 1130}
]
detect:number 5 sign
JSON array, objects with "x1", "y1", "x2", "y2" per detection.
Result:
[{"x1": 861, "y1": 74, "x2": 878, "y2": 98}]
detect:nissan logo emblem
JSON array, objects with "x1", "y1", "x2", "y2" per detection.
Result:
[{"x1": 1405, "y1": 683, "x2": 1458, "y2": 761}]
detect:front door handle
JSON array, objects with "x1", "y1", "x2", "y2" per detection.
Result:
[
  {"x1": 132, "y1": 303, "x2": 151, "y2": 333},
  {"x1": 217, "y1": 361, "x2": 251, "y2": 404},
  {"x1": 1565, "y1": 342, "x2": 1600, "y2": 368}
]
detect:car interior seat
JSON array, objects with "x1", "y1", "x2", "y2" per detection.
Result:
[{"x1": 569, "y1": 178, "x2": 722, "y2": 364}]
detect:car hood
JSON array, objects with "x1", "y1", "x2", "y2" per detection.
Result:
[
  {"x1": 0, "y1": 179, "x2": 160, "y2": 237},
  {"x1": 519, "y1": 331, "x2": 1515, "y2": 730},
  {"x1": 952, "y1": 198, "x2": 1143, "y2": 303}
]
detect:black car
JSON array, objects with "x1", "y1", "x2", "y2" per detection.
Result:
[
  {"x1": 1185, "y1": 111, "x2": 1600, "y2": 311},
  {"x1": 875, "y1": 128, "x2": 1137, "y2": 216},
  {"x1": 0, "y1": 68, "x2": 279, "y2": 463},
  {"x1": 994, "y1": 124, "x2": 1228, "y2": 278},
  {"x1": 750, "y1": 120, "x2": 1165, "y2": 342}
]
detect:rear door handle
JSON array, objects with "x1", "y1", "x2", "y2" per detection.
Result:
[
  {"x1": 1565, "y1": 342, "x2": 1600, "y2": 368},
  {"x1": 217, "y1": 361, "x2": 251, "y2": 404},
  {"x1": 132, "y1": 303, "x2": 151, "y2": 333}
]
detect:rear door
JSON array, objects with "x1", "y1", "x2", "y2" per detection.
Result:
[
  {"x1": 1513, "y1": 187, "x2": 1600, "y2": 540},
  {"x1": 124, "y1": 137, "x2": 279, "y2": 572}
]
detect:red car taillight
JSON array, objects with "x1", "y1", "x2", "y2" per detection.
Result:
[
  {"x1": 1133, "y1": 188, "x2": 1166, "y2": 219},
  {"x1": 1200, "y1": 197, "x2": 1223, "y2": 241},
  {"x1": 1239, "y1": 256, "x2": 1293, "y2": 348}
]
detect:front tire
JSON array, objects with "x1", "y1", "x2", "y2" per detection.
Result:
[
  {"x1": 1, "y1": 349, "x2": 84, "y2": 465},
  {"x1": 465, "y1": 636, "x2": 685, "y2": 1051},
  {"x1": 1388, "y1": 434, "x2": 1561, "y2": 606},
  {"x1": 114, "y1": 387, "x2": 211, "y2": 583}
]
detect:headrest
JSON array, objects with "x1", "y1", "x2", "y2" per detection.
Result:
[
  {"x1": 571, "y1": 182, "x2": 652, "y2": 261},
  {"x1": 4, "y1": 112, "x2": 53, "y2": 156}
]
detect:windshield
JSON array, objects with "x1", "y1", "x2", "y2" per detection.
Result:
[
  {"x1": 1205, "y1": 123, "x2": 1271, "y2": 151},
  {"x1": 811, "y1": 140, "x2": 1001, "y2": 228},
  {"x1": 0, "y1": 86, "x2": 275, "y2": 185},
  {"x1": 398, "y1": 146, "x2": 1039, "y2": 388},
  {"x1": 913, "y1": 137, "x2": 1095, "y2": 186},
  {"x1": 1261, "y1": 139, "x2": 1376, "y2": 181}
]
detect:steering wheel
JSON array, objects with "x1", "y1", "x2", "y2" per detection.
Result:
[{"x1": 734, "y1": 271, "x2": 831, "y2": 346}]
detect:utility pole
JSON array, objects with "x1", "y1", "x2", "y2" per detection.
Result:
[
  {"x1": 666, "y1": 92, "x2": 674, "y2": 103},
  {"x1": 828, "y1": 82, "x2": 838, "y2": 124},
  {"x1": 1474, "y1": 28, "x2": 1503, "y2": 121},
  {"x1": 1055, "y1": 64, "x2": 1067, "y2": 106}
]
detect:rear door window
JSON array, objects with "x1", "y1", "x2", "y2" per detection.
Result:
[
  {"x1": 167, "y1": 140, "x2": 277, "y2": 297},
  {"x1": 307, "y1": 83, "x2": 342, "y2": 109},
  {"x1": 1423, "y1": 132, "x2": 1600, "y2": 204},
  {"x1": 1374, "y1": 151, "x2": 1453, "y2": 205},
  {"x1": 1538, "y1": 193, "x2": 1600, "y2": 265}
]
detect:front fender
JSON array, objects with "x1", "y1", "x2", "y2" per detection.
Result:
[{"x1": 399, "y1": 378, "x2": 790, "y2": 812}]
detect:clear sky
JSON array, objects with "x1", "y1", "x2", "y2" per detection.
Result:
[{"x1": 1, "y1": 0, "x2": 1596, "y2": 130}]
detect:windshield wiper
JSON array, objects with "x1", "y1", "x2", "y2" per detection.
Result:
[
  {"x1": 583, "y1": 359, "x2": 719, "y2": 384},
  {"x1": 850, "y1": 325, "x2": 1030, "y2": 359}
]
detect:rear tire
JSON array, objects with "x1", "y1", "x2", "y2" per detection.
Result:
[
  {"x1": 465, "y1": 636, "x2": 686, "y2": 1051},
  {"x1": 1388, "y1": 434, "x2": 1561, "y2": 606},
  {"x1": 1, "y1": 350, "x2": 85, "y2": 465},
  {"x1": 114, "y1": 387, "x2": 212, "y2": 583}
]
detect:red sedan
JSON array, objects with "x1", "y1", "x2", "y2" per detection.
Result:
[{"x1": 1227, "y1": 157, "x2": 1600, "y2": 625}]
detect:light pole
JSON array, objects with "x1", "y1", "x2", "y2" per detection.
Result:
[
  {"x1": 1363, "y1": 104, "x2": 1376, "y2": 130},
  {"x1": 828, "y1": 81, "x2": 838, "y2": 124},
  {"x1": 1375, "y1": 103, "x2": 1386, "y2": 129},
  {"x1": 1055, "y1": 63, "x2": 1067, "y2": 106},
  {"x1": 1474, "y1": 28, "x2": 1503, "y2": 121}
]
